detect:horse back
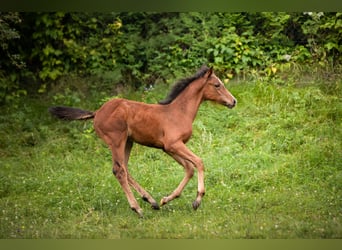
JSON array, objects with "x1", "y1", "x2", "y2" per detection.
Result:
[{"x1": 94, "y1": 98, "x2": 167, "y2": 148}]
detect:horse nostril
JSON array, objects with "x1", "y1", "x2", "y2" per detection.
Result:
[{"x1": 233, "y1": 99, "x2": 237, "y2": 106}]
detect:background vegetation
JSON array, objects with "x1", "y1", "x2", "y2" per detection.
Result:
[
  {"x1": 1, "y1": 12, "x2": 341, "y2": 102},
  {"x1": 0, "y1": 12, "x2": 341, "y2": 238}
]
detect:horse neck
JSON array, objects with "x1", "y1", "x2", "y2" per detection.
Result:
[{"x1": 169, "y1": 78, "x2": 206, "y2": 122}]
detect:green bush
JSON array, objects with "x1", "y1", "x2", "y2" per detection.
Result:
[
  {"x1": 0, "y1": 12, "x2": 341, "y2": 104},
  {"x1": 0, "y1": 12, "x2": 26, "y2": 104}
]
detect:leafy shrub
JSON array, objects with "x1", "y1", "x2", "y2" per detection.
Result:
[
  {"x1": 0, "y1": 12, "x2": 340, "y2": 104},
  {"x1": 0, "y1": 12, "x2": 26, "y2": 104}
]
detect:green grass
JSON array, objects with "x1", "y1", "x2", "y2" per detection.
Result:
[{"x1": 0, "y1": 74, "x2": 341, "y2": 238}]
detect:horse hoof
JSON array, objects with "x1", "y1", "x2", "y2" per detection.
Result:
[
  {"x1": 137, "y1": 211, "x2": 144, "y2": 218},
  {"x1": 151, "y1": 202, "x2": 160, "y2": 210},
  {"x1": 160, "y1": 197, "x2": 168, "y2": 206},
  {"x1": 192, "y1": 200, "x2": 200, "y2": 210},
  {"x1": 132, "y1": 207, "x2": 144, "y2": 218}
]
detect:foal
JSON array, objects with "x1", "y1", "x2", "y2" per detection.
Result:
[{"x1": 49, "y1": 66, "x2": 236, "y2": 217}]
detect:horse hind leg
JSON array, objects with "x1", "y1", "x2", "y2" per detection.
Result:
[
  {"x1": 124, "y1": 139, "x2": 160, "y2": 210},
  {"x1": 127, "y1": 174, "x2": 160, "y2": 210},
  {"x1": 112, "y1": 159, "x2": 143, "y2": 217},
  {"x1": 107, "y1": 135, "x2": 144, "y2": 217}
]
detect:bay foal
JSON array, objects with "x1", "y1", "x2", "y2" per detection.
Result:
[{"x1": 49, "y1": 66, "x2": 236, "y2": 217}]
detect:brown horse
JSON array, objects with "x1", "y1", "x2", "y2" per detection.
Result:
[{"x1": 49, "y1": 66, "x2": 236, "y2": 217}]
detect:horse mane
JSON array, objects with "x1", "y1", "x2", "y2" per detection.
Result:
[{"x1": 159, "y1": 65, "x2": 210, "y2": 105}]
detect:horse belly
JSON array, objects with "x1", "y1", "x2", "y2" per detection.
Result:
[{"x1": 129, "y1": 126, "x2": 164, "y2": 148}]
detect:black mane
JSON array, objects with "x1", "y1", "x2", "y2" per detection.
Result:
[{"x1": 159, "y1": 65, "x2": 210, "y2": 105}]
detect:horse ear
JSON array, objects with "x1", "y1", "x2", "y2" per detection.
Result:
[{"x1": 206, "y1": 66, "x2": 213, "y2": 78}]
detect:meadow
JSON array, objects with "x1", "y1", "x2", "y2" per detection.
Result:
[{"x1": 0, "y1": 70, "x2": 341, "y2": 238}]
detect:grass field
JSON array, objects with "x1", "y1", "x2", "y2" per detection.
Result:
[{"x1": 0, "y1": 72, "x2": 341, "y2": 238}]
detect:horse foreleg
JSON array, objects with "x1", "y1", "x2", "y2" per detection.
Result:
[
  {"x1": 161, "y1": 143, "x2": 205, "y2": 210},
  {"x1": 160, "y1": 152, "x2": 194, "y2": 206}
]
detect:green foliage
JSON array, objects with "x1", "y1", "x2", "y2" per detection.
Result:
[
  {"x1": 300, "y1": 12, "x2": 342, "y2": 65},
  {"x1": 21, "y1": 12, "x2": 121, "y2": 83},
  {"x1": 0, "y1": 12, "x2": 26, "y2": 104},
  {"x1": 0, "y1": 12, "x2": 341, "y2": 104}
]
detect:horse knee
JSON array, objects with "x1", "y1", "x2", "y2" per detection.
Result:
[
  {"x1": 196, "y1": 159, "x2": 204, "y2": 172},
  {"x1": 186, "y1": 166, "x2": 195, "y2": 178}
]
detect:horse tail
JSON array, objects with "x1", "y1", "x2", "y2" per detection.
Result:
[{"x1": 48, "y1": 106, "x2": 95, "y2": 121}]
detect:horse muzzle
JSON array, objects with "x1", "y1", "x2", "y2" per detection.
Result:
[{"x1": 225, "y1": 98, "x2": 237, "y2": 109}]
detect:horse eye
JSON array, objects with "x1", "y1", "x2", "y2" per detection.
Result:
[{"x1": 214, "y1": 83, "x2": 221, "y2": 88}]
